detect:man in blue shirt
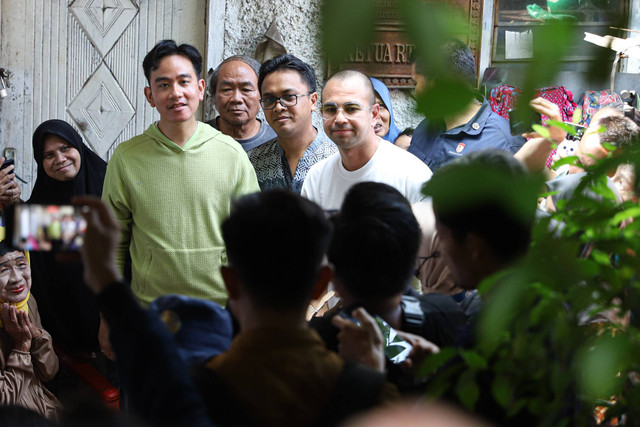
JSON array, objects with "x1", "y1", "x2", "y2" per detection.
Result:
[{"x1": 408, "y1": 40, "x2": 524, "y2": 171}]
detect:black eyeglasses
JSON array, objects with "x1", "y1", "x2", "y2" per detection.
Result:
[{"x1": 260, "y1": 92, "x2": 313, "y2": 110}]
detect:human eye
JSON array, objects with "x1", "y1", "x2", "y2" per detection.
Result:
[
  {"x1": 282, "y1": 94, "x2": 297, "y2": 103},
  {"x1": 345, "y1": 105, "x2": 362, "y2": 114},
  {"x1": 43, "y1": 153, "x2": 54, "y2": 160},
  {"x1": 60, "y1": 145, "x2": 70, "y2": 152},
  {"x1": 321, "y1": 104, "x2": 337, "y2": 115},
  {"x1": 261, "y1": 97, "x2": 276, "y2": 108}
]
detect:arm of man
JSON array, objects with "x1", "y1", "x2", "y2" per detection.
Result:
[
  {"x1": 101, "y1": 153, "x2": 132, "y2": 273},
  {"x1": 75, "y1": 196, "x2": 213, "y2": 427},
  {"x1": 231, "y1": 152, "x2": 260, "y2": 198}
]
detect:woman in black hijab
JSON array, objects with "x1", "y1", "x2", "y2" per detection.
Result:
[{"x1": 29, "y1": 119, "x2": 107, "y2": 354}]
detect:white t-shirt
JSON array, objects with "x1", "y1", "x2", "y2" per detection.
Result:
[{"x1": 301, "y1": 139, "x2": 433, "y2": 210}]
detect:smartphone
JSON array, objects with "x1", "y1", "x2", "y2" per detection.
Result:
[
  {"x1": 338, "y1": 311, "x2": 413, "y2": 364},
  {"x1": 1, "y1": 147, "x2": 16, "y2": 172},
  {"x1": 5, "y1": 204, "x2": 87, "y2": 251},
  {"x1": 564, "y1": 123, "x2": 587, "y2": 141},
  {"x1": 375, "y1": 316, "x2": 413, "y2": 364},
  {"x1": 509, "y1": 107, "x2": 542, "y2": 136}
]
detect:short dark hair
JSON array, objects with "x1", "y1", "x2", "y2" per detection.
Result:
[
  {"x1": 221, "y1": 190, "x2": 331, "y2": 311},
  {"x1": 142, "y1": 40, "x2": 203, "y2": 84},
  {"x1": 323, "y1": 70, "x2": 375, "y2": 105},
  {"x1": 209, "y1": 55, "x2": 261, "y2": 95},
  {"x1": 424, "y1": 150, "x2": 537, "y2": 264},
  {"x1": 258, "y1": 54, "x2": 317, "y2": 95},
  {"x1": 412, "y1": 39, "x2": 476, "y2": 88},
  {"x1": 328, "y1": 182, "x2": 421, "y2": 301},
  {"x1": 396, "y1": 127, "x2": 415, "y2": 141},
  {"x1": 596, "y1": 115, "x2": 640, "y2": 151}
]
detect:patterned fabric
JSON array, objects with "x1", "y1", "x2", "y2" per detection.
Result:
[
  {"x1": 489, "y1": 84, "x2": 578, "y2": 167},
  {"x1": 248, "y1": 127, "x2": 337, "y2": 194},
  {"x1": 578, "y1": 90, "x2": 622, "y2": 126}
]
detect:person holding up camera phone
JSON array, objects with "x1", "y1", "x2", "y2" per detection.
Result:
[{"x1": 0, "y1": 148, "x2": 21, "y2": 208}]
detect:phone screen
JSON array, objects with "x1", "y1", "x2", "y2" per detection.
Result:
[
  {"x1": 10, "y1": 204, "x2": 87, "y2": 251},
  {"x1": 375, "y1": 316, "x2": 413, "y2": 364},
  {"x1": 509, "y1": 107, "x2": 542, "y2": 136}
]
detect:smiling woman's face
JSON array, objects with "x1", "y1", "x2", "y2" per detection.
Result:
[
  {"x1": 0, "y1": 251, "x2": 31, "y2": 304},
  {"x1": 42, "y1": 135, "x2": 81, "y2": 181}
]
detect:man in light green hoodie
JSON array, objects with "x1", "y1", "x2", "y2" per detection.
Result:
[{"x1": 102, "y1": 40, "x2": 259, "y2": 310}]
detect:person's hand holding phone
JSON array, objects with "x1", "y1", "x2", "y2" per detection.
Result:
[
  {"x1": 0, "y1": 156, "x2": 21, "y2": 205},
  {"x1": 395, "y1": 330, "x2": 439, "y2": 374},
  {"x1": 73, "y1": 196, "x2": 122, "y2": 294},
  {"x1": 522, "y1": 97, "x2": 566, "y2": 143},
  {"x1": 332, "y1": 307, "x2": 385, "y2": 372}
]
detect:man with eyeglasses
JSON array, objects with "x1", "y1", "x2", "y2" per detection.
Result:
[
  {"x1": 301, "y1": 70, "x2": 432, "y2": 210},
  {"x1": 247, "y1": 54, "x2": 337, "y2": 193}
]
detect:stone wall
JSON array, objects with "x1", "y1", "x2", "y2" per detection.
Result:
[{"x1": 217, "y1": 0, "x2": 424, "y2": 132}]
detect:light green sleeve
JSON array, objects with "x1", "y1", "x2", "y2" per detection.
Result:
[{"x1": 101, "y1": 151, "x2": 132, "y2": 273}]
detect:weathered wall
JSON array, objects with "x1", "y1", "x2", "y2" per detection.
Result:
[{"x1": 216, "y1": 0, "x2": 424, "y2": 132}]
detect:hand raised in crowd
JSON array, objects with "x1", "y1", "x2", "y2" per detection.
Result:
[
  {"x1": 332, "y1": 307, "x2": 385, "y2": 373},
  {"x1": 0, "y1": 157, "x2": 21, "y2": 206},
  {"x1": 73, "y1": 196, "x2": 122, "y2": 294},
  {"x1": 73, "y1": 195, "x2": 121, "y2": 360},
  {"x1": 1, "y1": 304, "x2": 33, "y2": 352},
  {"x1": 522, "y1": 97, "x2": 566, "y2": 143}
]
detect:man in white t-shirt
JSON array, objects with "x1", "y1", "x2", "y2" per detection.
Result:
[{"x1": 301, "y1": 70, "x2": 432, "y2": 210}]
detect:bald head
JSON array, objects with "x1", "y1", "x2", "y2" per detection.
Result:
[{"x1": 323, "y1": 70, "x2": 376, "y2": 105}]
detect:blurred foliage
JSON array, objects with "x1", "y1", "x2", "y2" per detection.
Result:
[{"x1": 320, "y1": 0, "x2": 640, "y2": 424}]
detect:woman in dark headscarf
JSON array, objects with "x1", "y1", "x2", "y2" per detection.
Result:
[
  {"x1": 28, "y1": 119, "x2": 107, "y2": 354},
  {"x1": 369, "y1": 77, "x2": 402, "y2": 143}
]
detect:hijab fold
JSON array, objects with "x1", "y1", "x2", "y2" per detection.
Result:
[{"x1": 370, "y1": 77, "x2": 401, "y2": 143}]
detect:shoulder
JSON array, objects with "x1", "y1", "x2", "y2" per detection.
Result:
[
  {"x1": 307, "y1": 152, "x2": 340, "y2": 177},
  {"x1": 200, "y1": 123, "x2": 246, "y2": 156},
  {"x1": 248, "y1": 137, "x2": 279, "y2": 160}
]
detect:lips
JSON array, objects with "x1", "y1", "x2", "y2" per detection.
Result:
[
  {"x1": 169, "y1": 103, "x2": 187, "y2": 110},
  {"x1": 56, "y1": 163, "x2": 72, "y2": 172},
  {"x1": 9, "y1": 285, "x2": 24, "y2": 294}
]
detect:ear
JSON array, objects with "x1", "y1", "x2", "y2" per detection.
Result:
[
  {"x1": 311, "y1": 264, "x2": 333, "y2": 299},
  {"x1": 221, "y1": 265, "x2": 240, "y2": 300},
  {"x1": 144, "y1": 87, "x2": 156, "y2": 108},
  {"x1": 309, "y1": 91, "x2": 318, "y2": 111},
  {"x1": 197, "y1": 79, "x2": 206, "y2": 101},
  {"x1": 370, "y1": 103, "x2": 380, "y2": 127}
]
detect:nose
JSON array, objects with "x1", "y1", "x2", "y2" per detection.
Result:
[
  {"x1": 334, "y1": 108, "x2": 348, "y2": 124},
  {"x1": 7, "y1": 266, "x2": 21, "y2": 283},
  {"x1": 230, "y1": 89, "x2": 242, "y2": 102},
  {"x1": 273, "y1": 99, "x2": 287, "y2": 111},
  {"x1": 170, "y1": 82, "x2": 183, "y2": 98},
  {"x1": 54, "y1": 151, "x2": 66, "y2": 163}
]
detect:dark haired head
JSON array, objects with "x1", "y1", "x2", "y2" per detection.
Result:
[
  {"x1": 328, "y1": 182, "x2": 421, "y2": 301},
  {"x1": 221, "y1": 190, "x2": 331, "y2": 311},
  {"x1": 424, "y1": 150, "x2": 538, "y2": 265},
  {"x1": 143, "y1": 40, "x2": 203, "y2": 84},
  {"x1": 258, "y1": 54, "x2": 317, "y2": 95},
  {"x1": 411, "y1": 39, "x2": 476, "y2": 88},
  {"x1": 397, "y1": 127, "x2": 414, "y2": 140},
  {"x1": 323, "y1": 70, "x2": 376, "y2": 105},
  {"x1": 209, "y1": 55, "x2": 261, "y2": 96}
]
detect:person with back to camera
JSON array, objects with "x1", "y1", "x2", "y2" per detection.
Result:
[
  {"x1": 28, "y1": 120, "x2": 106, "y2": 357},
  {"x1": 0, "y1": 240, "x2": 62, "y2": 421}
]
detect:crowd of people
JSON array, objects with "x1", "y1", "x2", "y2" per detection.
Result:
[{"x1": 0, "y1": 35, "x2": 638, "y2": 426}]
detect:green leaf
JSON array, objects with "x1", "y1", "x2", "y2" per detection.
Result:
[
  {"x1": 416, "y1": 347, "x2": 459, "y2": 378},
  {"x1": 492, "y1": 375, "x2": 512, "y2": 408},
  {"x1": 461, "y1": 351, "x2": 488, "y2": 370},
  {"x1": 321, "y1": 0, "x2": 376, "y2": 65},
  {"x1": 577, "y1": 335, "x2": 630, "y2": 399},
  {"x1": 532, "y1": 124, "x2": 550, "y2": 139},
  {"x1": 456, "y1": 370, "x2": 480, "y2": 410},
  {"x1": 551, "y1": 155, "x2": 580, "y2": 169},
  {"x1": 414, "y1": 79, "x2": 474, "y2": 120},
  {"x1": 610, "y1": 206, "x2": 640, "y2": 226}
]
